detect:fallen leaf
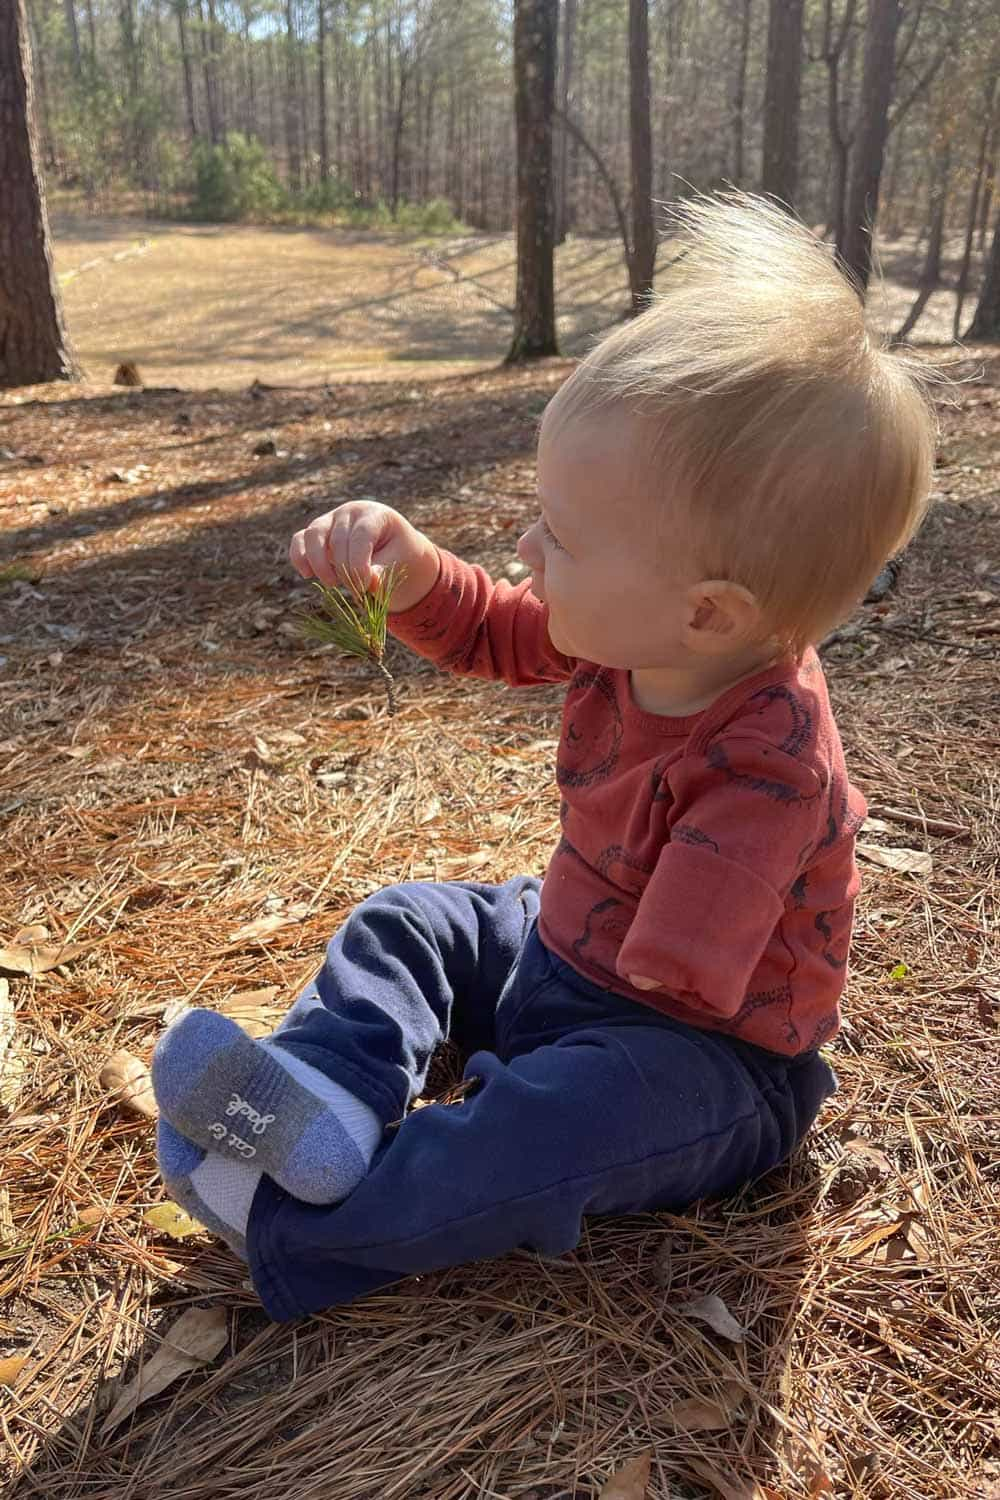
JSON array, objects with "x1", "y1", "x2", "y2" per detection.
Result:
[
  {"x1": 841, "y1": 1217, "x2": 906, "y2": 1259},
  {"x1": 598, "y1": 1450, "x2": 652, "y2": 1499},
  {"x1": 100, "y1": 1050, "x2": 157, "y2": 1120},
  {"x1": 438, "y1": 850, "x2": 491, "y2": 875},
  {"x1": 226, "y1": 911, "x2": 303, "y2": 946},
  {"x1": 686, "y1": 1457, "x2": 767, "y2": 1500},
  {"x1": 856, "y1": 843, "x2": 933, "y2": 877},
  {"x1": 217, "y1": 985, "x2": 281, "y2": 1038},
  {"x1": 0, "y1": 1355, "x2": 27, "y2": 1388},
  {"x1": 77, "y1": 1205, "x2": 105, "y2": 1226},
  {"x1": 144, "y1": 1202, "x2": 205, "y2": 1239},
  {"x1": 0, "y1": 937, "x2": 87, "y2": 975},
  {"x1": 670, "y1": 1381, "x2": 745, "y2": 1430},
  {"x1": 13, "y1": 923, "x2": 49, "y2": 945},
  {"x1": 678, "y1": 1293, "x2": 747, "y2": 1343},
  {"x1": 100, "y1": 1305, "x2": 229, "y2": 1436}
]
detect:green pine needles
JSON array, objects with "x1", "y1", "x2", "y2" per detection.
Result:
[{"x1": 299, "y1": 565, "x2": 405, "y2": 715}]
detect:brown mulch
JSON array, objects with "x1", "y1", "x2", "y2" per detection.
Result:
[{"x1": 0, "y1": 354, "x2": 998, "y2": 1499}]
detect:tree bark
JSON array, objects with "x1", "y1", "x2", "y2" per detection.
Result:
[
  {"x1": 628, "y1": 0, "x2": 655, "y2": 312},
  {"x1": 0, "y1": 0, "x2": 79, "y2": 387},
  {"x1": 761, "y1": 0, "x2": 804, "y2": 207},
  {"x1": 506, "y1": 0, "x2": 558, "y2": 362},
  {"x1": 965, "y1": 211, "x2": 1000, "y2": 340},
  {"x1": 839, "y1": 0, "x2": 901, "y2": 294}
]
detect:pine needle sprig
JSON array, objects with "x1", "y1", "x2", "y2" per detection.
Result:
[{"x1": 300, "y1": 565, "x2": 405, "y2": 715}]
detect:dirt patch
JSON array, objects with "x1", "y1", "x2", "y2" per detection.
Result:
[
  {"x1": 49, "y1": 217, "x2": 971, "y2": 390},
  {"x1": 0, "y1": 356, "x2": 998, "y2": 1498}
]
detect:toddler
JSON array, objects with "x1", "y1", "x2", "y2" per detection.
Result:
[{"x1": 152, "y1": 195, "x2": 934, "y2": 1320}]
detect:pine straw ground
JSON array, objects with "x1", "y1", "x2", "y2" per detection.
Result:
[{"x1": 0, "y1": 354, "x2": 998, "y2": 1500}]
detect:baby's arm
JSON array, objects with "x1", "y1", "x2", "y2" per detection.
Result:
[
  {"x1": 619, "y1": 736, "x2": 839, "y2": 1010},
  {"x1": 290, "y1": 502, "x2": 573, "y2": 687}
]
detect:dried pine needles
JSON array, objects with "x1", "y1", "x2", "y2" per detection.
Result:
[{"x1": 0, "y1": 361, "x2": 998, "y2": 1499}]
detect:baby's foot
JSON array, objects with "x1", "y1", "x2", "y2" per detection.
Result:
[
  {"x1": 152, "y1": 1009, "x2": 382, "y2": 1204},
  {"x1": 156, "y1": 1118, "x2": 260, "y2": 1260}
]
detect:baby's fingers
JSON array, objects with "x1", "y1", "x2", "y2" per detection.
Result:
[
  {"x1": 298, "y1": 515, "x2": 342, "y2": 587},
  {"x1": 288, "y1": 529, "x2": 315, "y2": 579}
]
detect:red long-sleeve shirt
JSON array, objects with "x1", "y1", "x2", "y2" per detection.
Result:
[{"x1": 390, "y1": 549, "x2": 866, "y2": 1056}]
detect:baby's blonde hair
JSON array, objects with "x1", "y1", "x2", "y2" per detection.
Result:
[{"x1": 550, "y1": 192, "x2": 937, "y2": 653}]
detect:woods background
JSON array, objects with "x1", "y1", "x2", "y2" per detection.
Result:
[{"x1": 20, "y1": 0, "x2": 1000, "y2": 266}]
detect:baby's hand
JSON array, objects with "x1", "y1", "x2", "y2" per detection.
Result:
[
  {"x1": 289, "y1": 500, "x2": 440, "y2": 612},
  {"x1": 629, "y1": 974, "x2": 663, "y2": 992}
]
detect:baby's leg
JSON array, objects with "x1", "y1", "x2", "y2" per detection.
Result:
[
  {"x1": 153, "y1": 877, "x2": 540, "y2": 1208},
  {"x1": 245, "y1": 982, "x2": 836, "y2": 1317}
]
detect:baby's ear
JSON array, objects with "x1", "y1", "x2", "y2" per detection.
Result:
[{"x1": 683, "y1": 581, "x2": 762, "y2": 652}]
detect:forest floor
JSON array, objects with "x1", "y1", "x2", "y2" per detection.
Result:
[
  {"x1": 48, "y1": 215, "x2": 971, "y2": 387},
  {"x1": 0, "y1": 246, "x2": 998, "y2": 1498}
]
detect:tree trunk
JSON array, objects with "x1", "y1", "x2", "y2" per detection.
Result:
[
  {"x1": 556, "y1": 0, "x2": 577, "y2": 243},
  {"x1": 506, "y1": 0, "x2": 558, "y2": 362},
  {"x1": 196, "y1": 0, "x2": 221, "y2": 143},
  {"x1": 761, "y1": 0, "x2": 803, "y2": 207},
  {"x1": 176, "y1": 0, "x2": 199, "y2": 141},
  {"x1": 83, "y1": 0, "x2": 97, "y2": 58},
  {"x1": 332, "y1": 8, "x2": 344, "y2": 178},
  {"x1": 0, "y1": 0, "x2": 79, "y2": 387},
  {"x1": 317, "y1": 0, "x2": 329, "y2": 182},
  {"x1": 28, "y1": 0, "x2": 57, "y2": 172},
  {"x1": 840, "y1": 0, "x2": 901, "y2": 294},
  {"x1": 730, "y1": 0, "x2": 752, "y2": 185},
  {"x1": 894, "y1": 135, "x2": 950, "y2": 341},
  {"x1": 390, "y1": 59, "x2": 408, "y2": 216},
  {"x1": 965, "y1": 210, "x2": 1000, "y2": 340},
  {"x1": 284, "y1": 0, "x2": 301, "y2": 189},
  {"x1": 979, "y1": 117, "x2": 997, "y2": 252},
  {"x1": 64, "y1": 0, "x2": 83, "y2": 78},
  {"x1": 954, "y1": 76, "x2": 998, "y2": 338},
  {"x1": 206, "y1": 0, "x2": 225, "y2": 139},
  {"x1": 628, "y1": 0, "x2": 655, "y2": 312}
]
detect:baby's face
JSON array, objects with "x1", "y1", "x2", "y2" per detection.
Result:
[{"x1": 517, "y1": 403, "x2": 698, "y2": 670}]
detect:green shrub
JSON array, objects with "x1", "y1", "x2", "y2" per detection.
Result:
[
  {"x1": 300, "y1": 177, "x2": 358, "y2": 215},
  {"x1": 191, "y1": 133, "x2": 286, "y2": 222},
  {"x1": 395, "y1": 197, "x2": 462, "y2": 234}
]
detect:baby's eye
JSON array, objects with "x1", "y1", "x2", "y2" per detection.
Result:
[{"x1": 542, "y1": 519, "x2": 566, "y2": 551}]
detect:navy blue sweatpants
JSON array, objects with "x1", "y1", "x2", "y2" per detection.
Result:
[{"x1": 249, "y1": 877, "x2": 836, "y2": 1320}]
